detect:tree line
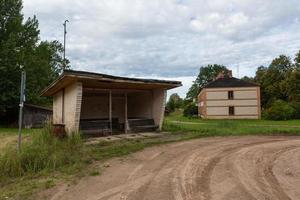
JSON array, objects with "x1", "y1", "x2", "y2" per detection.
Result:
[
  {"x1": 0, "y1": 0, "x2": 69, "y2": 124},
  {"x1": 167, "y1": 51, "x2": 300, "y2": 120}
]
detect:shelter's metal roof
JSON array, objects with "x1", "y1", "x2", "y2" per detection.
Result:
[{"x1": 41, "y1": 70, "x2": 182, "y2": 96}]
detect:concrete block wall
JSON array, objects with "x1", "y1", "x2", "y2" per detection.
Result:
[
  {"x1": 152, "y1": 89, "x2": 166, "y2": 130},
  {"x1": 53, "y1": 91, "x2": 63, "y2": 124},
  {"x1": 53, "y1": 82, "x2": 82, "y2": 134},
  {"x1": 64, "y1": 82, "x2": 82, "y2": 133}
]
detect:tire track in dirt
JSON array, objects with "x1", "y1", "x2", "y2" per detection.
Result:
[
  {"x1": 230, "y1": 140, "x2": 300, "y2": 200},
  {"x1": 193, "y1": 140, "x2": 286, "y2": 200}
]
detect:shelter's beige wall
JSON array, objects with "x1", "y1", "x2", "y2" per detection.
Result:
[
  {"x1": 80, "y1": 95, "x2": 109, "y2": 119},
  {"x1": 152, "y1": 89, "x2": 166, "y2": 130},
  {"x1": 80, "y1": 94, "x2": 126, "y2": 123},
  {"x1": 128, "y1": 92, "x2": 152, "y2": 119},
  {"x1": 112, "y1": 96, "x2": 125, "y2": 123},
  {"x1": 63, "y1": 82, "x2": 82, "y2": 133},
  {"x1": 53, "y1": 91, "x2": 63, "y2": 124}
]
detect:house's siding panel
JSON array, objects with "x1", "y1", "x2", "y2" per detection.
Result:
[
  {"x1": 235, "y1": 106, "x2": 258, "y2": 115},
  {"x1": 207, "y1": 107, "x2": 228, "y2": 115},
  {"x1": 204, "y1": 87, "x2": 257, "y2": 91},
  {"x1": 234, "y1": 90, "x2": 257, "y2": 99},
  {"x1": 206, "y1": 100, "x2": 258, "y2": 106},
  {"x1": 208, "y1": 115, "x2": 259, "y2": 119},
  {"x1": 199, "y1": 86, "x2": 261, "y2": 119},
  {"x1": 206, "y1": 91, "x2": 227, "y2": 100}
]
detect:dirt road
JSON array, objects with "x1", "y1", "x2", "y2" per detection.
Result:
[{"x1": 47, "y1": 136, "x2": 300, "y2": 200}]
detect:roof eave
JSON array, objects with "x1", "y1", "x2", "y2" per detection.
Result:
[{"x1": 41, "y1": 72, "x2": 182, "y2": 97}]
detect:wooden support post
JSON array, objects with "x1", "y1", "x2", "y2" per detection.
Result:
[
  {"x1": 109, "y1": 90, "x2": 112, "y2": 134},
  {"x1": 124, "y1": 93, "x2": 128, "y2": 134}
]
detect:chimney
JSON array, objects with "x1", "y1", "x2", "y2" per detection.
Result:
[
  {"x1": 215, "y1": 70, "x2": 233, "y2": 80},
  {"x1": 216, "y1": 72, "x2": 225, "y2": 80},
  {"x1": 228, "y1": 70, "x2": 232, "y2": 78}
]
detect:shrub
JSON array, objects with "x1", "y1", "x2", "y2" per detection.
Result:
[
  {"x1": 183, "y1": 102, "x2": 198, "y2": 117},
  {"x1": 289, "y1": 101, "x2": 300, "y2": 119},
  {"x1": 263, "y1": 100, "x2": 297, "y2": 120},
  {"x1": 0, "y1": 124, "x2": 83, "y2": 178},
  {"x1": 166, "y1": 93, "x2": 183, "y2": 113}
]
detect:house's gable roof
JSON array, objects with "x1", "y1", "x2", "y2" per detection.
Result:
[
  {"x1": 204, "y1": 77, "x2": 258, "y2": 88},
  {"x1": 41, "y1": 70, "x2": 182, "y2": 96}
]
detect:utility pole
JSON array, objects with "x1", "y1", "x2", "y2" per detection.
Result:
[
  {"x1": 63, "y1": 20, "x2": 69, "y2": 70},
  {"x1": 18, "y1": 66, "x2": 26, "y2": 152}
]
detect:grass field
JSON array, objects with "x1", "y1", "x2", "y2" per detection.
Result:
[
  {"x1": 163, "y1": 111, "x2": 300, "y2": 138},
  {"x1": 0, "y1": 114, "x2": 299, "y2": 199}
]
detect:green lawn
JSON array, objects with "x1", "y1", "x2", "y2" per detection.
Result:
[{"x1": 163, "y1": 111, "x2": 300, "y2": 138}]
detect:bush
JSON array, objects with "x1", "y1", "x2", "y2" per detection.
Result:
[
  {"x1": 263, "y1": 100, "x2": 297, "y2": 120},
  {"x1": 0, "y1": 124, "x2": 83, "y2": 178},
  {"x1": 289, "y1": 101, "x2": 300, "y2": 119},
  {"x1": 183, "y1": 102, "x2": 198, "y2": 117}
]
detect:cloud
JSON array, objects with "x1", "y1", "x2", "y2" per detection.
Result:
[{"x1": 22, "y1": 0, "x2": 300, "y2": 97}]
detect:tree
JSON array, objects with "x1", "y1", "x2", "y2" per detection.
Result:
[
  {"x1": 295, "y1": 50, "x2": 300, "y2": 69},
  {"x1": 254, "y1": 55, "x2": 293, "y2": 107},
  {"x1": 166, "y1": 93, "x2": 183, "y2": 113},
  {"x1": 252, "y1": 52, "x2": 300, "y2": 119},
  {"x1": 241, "y1": 76, "x2": 255, "y2": 83},
  {"x1": 264, "y1": 100, "x2": 296, "y2": 120},
  {"x1": 0, "y1": 0, "x2": 68, "y2": 123},
  {"x1": 183, "y1": 102, "x2": 198, "y2": 117},
  {"x1": 186, "y1": 64, "x2": 229, "y2": 101},
  {"x1": 269, "y1": 55, "x2": 293, "y2": 73},
  {"x1": 285, "y1": 68, "x2": 300, "y2": 102}
]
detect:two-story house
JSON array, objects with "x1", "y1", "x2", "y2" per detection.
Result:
[{"x1": 198, "y1": 71, "x2": 261, "y2": 119}]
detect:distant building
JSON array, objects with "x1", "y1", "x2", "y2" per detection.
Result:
[
  {"x1": 41, "y1": 70, "x2": 181, "y2": 136},
  {"x1": 198, "y1": 71, "x2": 261, "y2": 119},
  {"x1": 23, "y1": 104, "x2": 52, "y2": 128}
]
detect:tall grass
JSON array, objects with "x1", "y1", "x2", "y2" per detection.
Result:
[{"x1": 0, "y1": 124, "x2": 83, "y2": 179}]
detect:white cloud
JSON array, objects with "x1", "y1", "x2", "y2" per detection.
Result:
[{"x1": 22, "y1": 0, "x2": 300, "y2": 97}]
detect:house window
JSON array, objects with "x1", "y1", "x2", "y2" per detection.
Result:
[
  {"x1": 229, "y1": 106, "x2": 235, "y2": 116},
  {"x1": 228, "y1": 91, "x2": 234, "y2": 99}
]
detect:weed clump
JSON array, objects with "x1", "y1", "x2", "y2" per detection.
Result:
[{"x1": 0, "y1": 123, "x2": 83, "y2": 178}]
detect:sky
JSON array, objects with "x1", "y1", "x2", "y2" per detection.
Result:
[{"x1": 22, "y1": 0, "x2": 300, "y2": 98}]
